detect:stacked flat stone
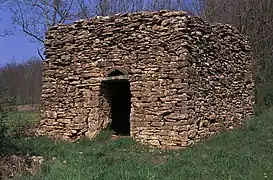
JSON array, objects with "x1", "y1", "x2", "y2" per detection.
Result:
[{"x1": 38, "y1": 10, "x2": 254, "y2": 148}]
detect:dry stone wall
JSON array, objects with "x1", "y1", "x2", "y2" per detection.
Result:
[
  {"x1": 184, "y1": 19, "x2": 254, "y2": 145},
  {"x1": 39, "y1": 10, "x2": 254, "y2": 148}
]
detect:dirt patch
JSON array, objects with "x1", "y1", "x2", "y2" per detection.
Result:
[
  {"x1": 0, "y1": 155, "x2": 44, "y2": 179},
  {"x1": 110, "y1": 134, "x2": 131, "y2": 140},
  {"x1": 10, "y1": 104, "x2": 40, "y2": 112}
]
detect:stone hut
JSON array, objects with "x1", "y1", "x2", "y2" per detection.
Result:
[{"x1": 39, "y1": 10, "x2": 254, "y2": 148}]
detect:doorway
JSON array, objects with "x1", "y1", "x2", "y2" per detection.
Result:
[{"x1": 100, "y1": 79, "x2": 131, "y2": 135}]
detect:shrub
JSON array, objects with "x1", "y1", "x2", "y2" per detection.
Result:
[{"x1": 0, "y1": 86, "x2": 15, "y2": 155}]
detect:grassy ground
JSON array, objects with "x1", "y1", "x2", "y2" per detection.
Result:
[
  {"x1": 0, "y1": 110, "x2": 40, "y2": 179},
  {"x1": 2, "y1": 111, "x2": 273, "y2": 180},
  {"x1": 4, "y1": 111, "x2": 39, "y2": 135}
]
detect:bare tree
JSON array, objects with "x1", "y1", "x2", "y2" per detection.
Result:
[
  {"x1": 202, "y1": 0, "x2": 273, "y2": 110},
  {"x1": 7, "y1": 0, "x2": 190, "y2": 43},
  {"x1": 0, "y1": 57, "x2": 42, "y2": 105},
  {"x1": 202, "y1": 0, "x2": 273, "y2": 77},
  {"x1": 8, "y1": 0, "x2": 83, "y2": 43},
  {"x1": 90, "y1": 0, "x2": 189, "y2": 16},
  {"x1": 0, "y1": 0, "x2": 13, "y2": 37},
  {"x1": 0, "y1": 0, "x2": 7, "y2": 9},
  {"x1": 0, "y1": 29, "x2": 13, "y2": 38}
]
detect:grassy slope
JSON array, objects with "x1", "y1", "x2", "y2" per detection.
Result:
[{"x1": 4, "y1": 111, "x2": 273, "y2": 180}]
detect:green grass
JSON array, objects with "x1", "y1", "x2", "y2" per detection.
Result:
[
  {"x1": 3, "y1": 110, "x2": 39, "y2": 134},
  {"x1": 0, "y1": 110, "x2": 39, "y2": 155},
  {"x1": 3, "y1": 111, "x2": 273, "y2": 180}
]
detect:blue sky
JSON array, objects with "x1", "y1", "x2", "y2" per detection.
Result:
[
  {"x1": 0, "y1": 8, "x2": 41, "y2": 66},
  {"x1": 0, "y1": 0, "x2": 199, "y2": 67}
]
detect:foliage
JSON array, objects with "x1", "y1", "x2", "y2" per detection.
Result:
[
  {"x1": 0, "y1": 87, "x2": 15, "y2": 155},
  {"x1": 254, "y1": 82, "x2": 273, "y2": 114},
  {"x1": 0, "y1": 85, "x2": 38, "y2": 155}
]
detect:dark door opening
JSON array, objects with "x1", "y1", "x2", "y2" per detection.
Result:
[{"x1": 101, "y1": 79, "x2": 131, "y2": 135}]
